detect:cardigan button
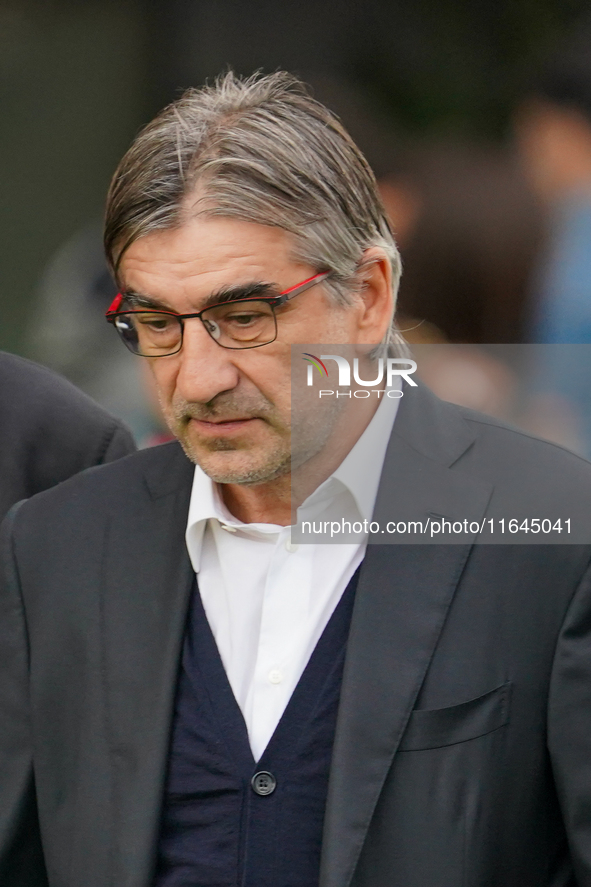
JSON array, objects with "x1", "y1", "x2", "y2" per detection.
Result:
[{"x1": 251, "y1": 771, "x2": 277, "y2": 796}]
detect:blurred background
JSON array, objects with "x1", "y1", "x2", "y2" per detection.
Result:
[{"x1": 3, "y1": 0, "x2": 591, "y2": 449}]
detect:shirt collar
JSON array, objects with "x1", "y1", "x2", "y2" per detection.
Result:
[
  {"x1": 185, "y1": 465, "x2": 285, "y2": 572},
  {"x1": 185, "y1": 383, "x2": 401, "y2": 572},
  {"x1": 330, "y1": 384, "x2": 400, "y2": 521}
]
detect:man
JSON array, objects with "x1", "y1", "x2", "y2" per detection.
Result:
[
  {"x1": 2, "y1": 72, "x2": 591, "y2": 887},
  {"x1": 0, "y1": 349, "x2": 135, "y2": 521}
]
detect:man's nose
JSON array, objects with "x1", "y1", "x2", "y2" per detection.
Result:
[{"x1": 174, "y1": 316, "x2": 240, "y2": 404}]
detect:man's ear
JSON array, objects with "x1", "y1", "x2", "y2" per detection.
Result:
[{"x1": 355, "y1": 247, "x2": 394, "y2": 345}]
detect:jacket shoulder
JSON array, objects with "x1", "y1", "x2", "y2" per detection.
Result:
[
  {"x1": 457, "y1": 402, "x2": 591, "y2": 473},
  {"x1": 9, "y1": 440, "x2": 190, "y2": 528},
  {"x1": 0, "y1": 351, "x2": 136, "y2": 514},
  {"x1": 448, "y1": 403, "x2": 591, "y2": 523},
  {"x1": 0, "y1": 351, "x2": 115, "y2": 425}
]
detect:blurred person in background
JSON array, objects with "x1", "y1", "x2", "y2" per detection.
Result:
[
  {"x1": 391, "y1": 143, "x2": 544, "y2": 422},
  {"x1": 304, "y1": 74, "x2": 421, "y2": 257},
  {"x1": 395, "y1": 143, "x2": 543, "y2": 345},
  {"x1": 516, "y1": 19, "x2": 591, "y2": 344},
  {"x1": 382, "y1": 141, "x2": 542, "y2": 421},
  {"x1": 0, "y1": 350, "x2": 135, "y2": 522},
  {"x1": 515, "y1": 17, "x2": 591, "y2": 456},
  {"x1": 306, "y1": 81, "x2": 538, "y2": 420},
  {"x1": 27, "y1": 221, "x2": 169, "y2": 447}
]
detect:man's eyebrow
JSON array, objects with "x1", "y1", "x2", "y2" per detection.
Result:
[
  {"x1": 120, "y1": 290, "x2": 170, "y2": 310},
  {"x1": 201, "y1": 282, "x2": 279, "y2": 309},
  {"x1": 120, "y1": 282, "x2": 279, "y2": 312}
]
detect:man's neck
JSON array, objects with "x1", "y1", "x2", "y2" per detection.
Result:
[{"x1": 221, "y1": 474, "x2": 293, "y2": 525}]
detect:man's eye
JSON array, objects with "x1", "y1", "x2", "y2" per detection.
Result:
[
  {"x1": 227, "y1": 312, "x2": 261, "y2": 325},
  {"x1": 138, "y1": 314, "x2": 175, "y2": 331}
]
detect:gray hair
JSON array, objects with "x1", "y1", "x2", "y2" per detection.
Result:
[{"x1": 104, "y1": 71, "x2": 404, "y2": 352}]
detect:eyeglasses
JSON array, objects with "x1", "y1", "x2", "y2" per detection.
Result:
[{"x1": 105, "y1": 271, "x2": 331, "y2": 356}]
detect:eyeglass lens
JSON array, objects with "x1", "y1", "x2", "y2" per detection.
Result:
[{"x1": 113, "y1": 300, "x2": 278, "y2": 355}]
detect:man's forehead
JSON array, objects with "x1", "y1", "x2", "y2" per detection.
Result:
[
  {"x1": 118, "y1": 216, "x2": 306, "y2": 297},
  {"x1": 125, "y1": 216, "x2": 295, "y2": 263}
]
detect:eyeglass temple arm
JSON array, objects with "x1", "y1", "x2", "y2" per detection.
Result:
[
  {"x1": 105, "y1": 293, "x2": 124, "y2": 316},
  {"x1": 279, "y1": 271, "x2": 331, "y2": 303}
]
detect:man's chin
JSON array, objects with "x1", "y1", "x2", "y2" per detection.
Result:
[{"x1": 178, "y1": 437, "x2": 291, "y2": 485}]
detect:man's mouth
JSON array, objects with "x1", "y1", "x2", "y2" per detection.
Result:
[{"x1": 187, "y1": 416, "x2": 260, "y2": 435}]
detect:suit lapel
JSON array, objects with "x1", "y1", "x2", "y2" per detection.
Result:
[
  {"x1": 101, "y1": 443, "x2": 194, "y2": 887},
  {"x1": 320, "y1": 386, "x2": 493, "y2": 887}
]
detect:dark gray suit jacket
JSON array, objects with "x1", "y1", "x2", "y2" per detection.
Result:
[
  {"x1": 0, "y1": 351, "x2": 136, "y2": 522},
  {"x1": 2, "y1": 384, "x2": 591, "y2": 886}
]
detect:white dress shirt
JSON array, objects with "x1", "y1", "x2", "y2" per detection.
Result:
[{"x1": 185, "y1": 391, "x2": 400, "y2": 761}]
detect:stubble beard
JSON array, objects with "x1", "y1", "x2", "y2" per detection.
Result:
[
  {"x1": 158, "y1": 386, "x2": 345, "y2": 487},
  {"x1": 159, "y1": 390, "x2": 293, "y2": 485}
]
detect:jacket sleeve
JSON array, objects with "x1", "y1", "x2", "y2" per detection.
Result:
[
  {"x1": 548, "y1": 553, "x2": 591, "y2": 886},
  {"x1": 0, "y1": 503, "x2": 49, "y2": 886}
]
